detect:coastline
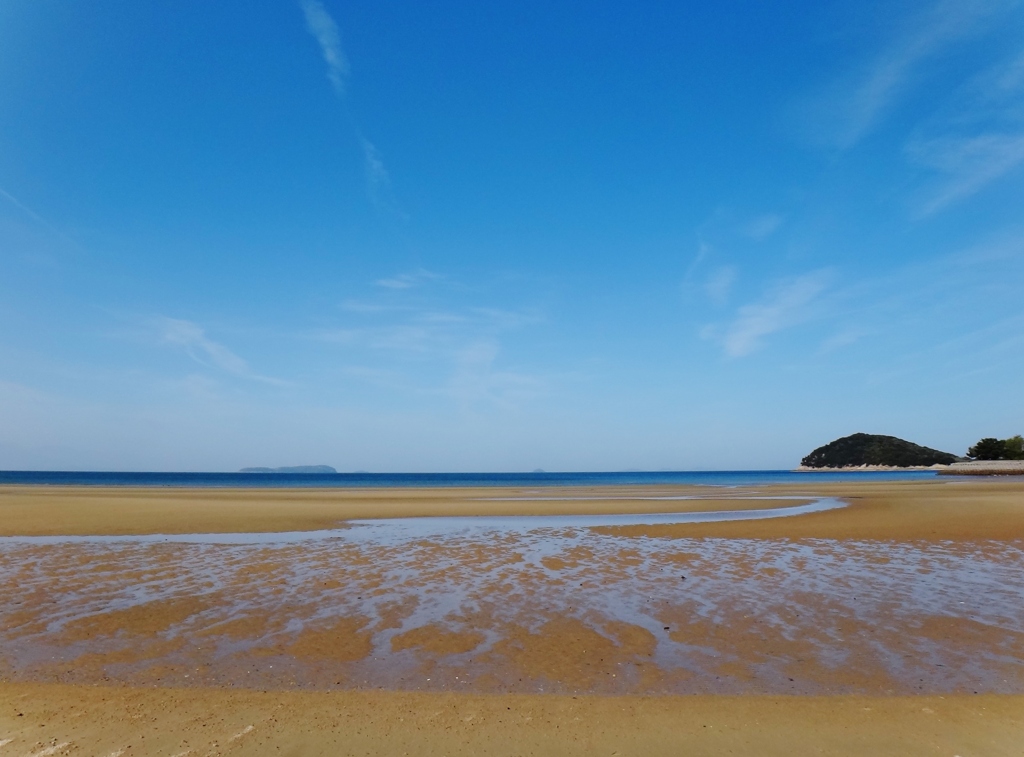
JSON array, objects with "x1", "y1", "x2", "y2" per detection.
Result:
[
  {"x1": 939, "y1": 460, "x2": 1024, "y2": 475},
  {"x1": 0, "y1": 469, "x2": 939, "y2": 488},
  {"x1": 793, "y1": 464, "x2": 949, "y2": 472},
  {"x1": 795, "y1": 460, "x2": 1024, "y2": 475},
  {"x1": 3, "y1": 478, "x2": 1023, "y2": 755}
]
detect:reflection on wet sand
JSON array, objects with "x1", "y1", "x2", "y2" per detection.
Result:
[{"x1": 2, "y1": 498, "x2": 1022, "y2": 696}]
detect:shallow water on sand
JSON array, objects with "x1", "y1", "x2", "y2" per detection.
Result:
[
  {"x1": 0, "y1": 496, "x2": 844, "y2": 545},
  {"x1": 1, "y1": 501, "x2": 1022, "y2": 696}
]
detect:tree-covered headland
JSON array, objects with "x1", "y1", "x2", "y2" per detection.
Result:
[{"x1": 801, "y1": 433, "x2": 958, "y2": 468}]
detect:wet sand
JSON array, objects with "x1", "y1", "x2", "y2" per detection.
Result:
[
  {"x1": 1, "y1": 478, "x2": 1023, "y2": 754},
  {"x1": 4, "y1": 527, "x2": 1023, "y2": 696}
]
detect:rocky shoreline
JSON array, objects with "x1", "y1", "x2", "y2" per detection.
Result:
[
  {"x1": 939, "y1": 460, "x2": 1024, "y2": 475},
  {"x1": 795, "y1": 461, "x2": 1024, "y2": 475},
  {"x1": 793, "y1": 464, "x2": 949, "y2": 472}
]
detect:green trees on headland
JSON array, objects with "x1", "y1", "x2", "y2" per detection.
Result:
[
  {"x1": 967, "y1": 435, "x2": 1024, "y2": 460},
  {"x1": 802, "y1": 432, "x2": 1024, "y2": 468},
  {"x1": 801, "y1": 433, "x2": 958, "y2": 468}
]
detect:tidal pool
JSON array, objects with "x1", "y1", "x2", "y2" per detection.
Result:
[{"x1": 1, "y1": 497, "x2": 1022, "y2": 696}]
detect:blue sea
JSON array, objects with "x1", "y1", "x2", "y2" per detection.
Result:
[{"x1": 0, "y1": 469, "x2": 940, "y2": 488}]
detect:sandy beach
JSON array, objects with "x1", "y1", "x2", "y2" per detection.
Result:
[
  {"x1": 2, "y1": 684, "x2": 1022, "y2": 756},
  {"x1": 2, "y1": 478, "x2": 1023, "y2": 754},
  {"x1": 8, "y1": 0, "x2": 1023, "y2": 751},
  {"x1": 3, "y1": 477, "x2": 1024, "y2": 539}
]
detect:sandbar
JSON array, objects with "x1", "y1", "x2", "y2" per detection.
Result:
[{"x1": 1, "y1": 477, "x2": 1023, "y2": 539}]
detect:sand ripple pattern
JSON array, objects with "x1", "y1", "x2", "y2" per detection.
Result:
[{"x1": 1, "y1": 528, "x2": 1023, "y2": 695}]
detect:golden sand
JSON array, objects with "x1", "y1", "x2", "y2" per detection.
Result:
[
  {"x1": 1, "y1": 478, "x2": 1022, "y2": 539},
  {"x1": 0, "y1": 684, "x2": 1021, "y2": 756},
  {"x1": 1, "y1": 478, "x2": 1023, "y2": 754}
]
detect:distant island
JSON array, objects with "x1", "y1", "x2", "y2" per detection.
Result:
[
  {"x1": 799, "y1": 433, "x2": 959, "y2": 469},
  {"x1": 239, "y1": 465, "x2": 338, "y2": 474}
]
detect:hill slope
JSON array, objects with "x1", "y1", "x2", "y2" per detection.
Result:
[{"x1": 801, "y1": 433, "x2": 958, "y2": 468}]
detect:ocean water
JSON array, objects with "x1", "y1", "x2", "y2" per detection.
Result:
[{"x1": 0, "y1": 469, "x2": 939, "y2": 488}]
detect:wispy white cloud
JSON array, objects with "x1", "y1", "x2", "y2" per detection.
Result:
[
  {"x1": 159, "y1": 318, "x2": 284, "y2": 384},
  {"x1": 300, "y1": 0, "x2": 350, "y2": 94},
  {"x1": 361, "y1": 138, "x2": 391, "y2": 202},
  {"x1": 681, "y1": 240, "x2": 714, "y2": 293},
  {"x1": 819, "y1": 327, "x2": 867, "y2": 354},
  {"x1": 0, "y1": 186, "x2": 48, "y2": 225},
  {"x1": 341, "y1": 299, "x2": 397, "y2": 314},
  {"x1": 375, "y1": 268, "x2": 441, "y2": 289},
  {"x1": 0, "y1": 185, "x2": 81, "y2": 252},
  {"x1": 360, "y1": 138, "x2": 407, "y2": 218},
  {"x1": 710, "y1": 270, "x2": 832, "y2": 357},
  {"x1": 298, "y1": 1, "x2": 405, "y2": 219},
  {"x1": 995, "y1": 50, "x2": 1024, "y2": 92},
  {"x1": 910, "y1": 132, "x2": 1024, "y2": 213},
  {"x1": 773, "y1": 229, "x2": 1024, "y2": 375},
  {"x1": 418, "y1": 311, "x2": 467, "y2": 324},
  {"x1": 313, "y1": 311, "x2": 530, "y2": 355},
  {"x1": 704, "y1": 265, "x2": 737, "y2": 306},
  {"x1": 905, "y1": 46, "x2": 1024, "y2": 213},
  {"x1": 948, "y1": 226, "x2": 1024, "y2": 265},
  {"x1": 806, "y1": 0, "x2": 1012, "y2": 148},
  {"x1": 469, "y1": 307, "x2": 543, "y2": 329},
  {"x1": 745, "y1": 214, "x2": 783, "y2": 241},
  {"x1": 311, "y1": 278, "x2": 547, "y2": 408},
  {"x1": 684, "y1": 211, "x2": 782, "y2": 296},
  {"x1": 447, "y1": 340, "x2": 546, "y2": 409}
]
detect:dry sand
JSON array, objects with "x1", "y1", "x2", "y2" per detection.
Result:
[
  {"x1": 0, "y1": 484, "x2": 797, "y2": 536},
  {"x1": 1, "y1": 478, "x2": 1023, "y2": 754},
  {"x1": 1, "y1": 477, "x2": 1023, "y2": 539},
  {"x1": 1, "y1": 683, "x2": 1022, "y2": 756}
]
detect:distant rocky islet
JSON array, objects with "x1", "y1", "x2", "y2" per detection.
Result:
[{"x1": 239, "y1": 465, "x2": 338, "y2": 474}]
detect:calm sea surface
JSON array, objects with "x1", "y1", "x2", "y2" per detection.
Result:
[{"x1": 0, "y1": 469, "x2": 939, "y2": 488}]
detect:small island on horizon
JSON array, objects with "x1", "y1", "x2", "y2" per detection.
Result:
[{"x1": 239, "y1": 465, "x2": 338, "y2": 474}]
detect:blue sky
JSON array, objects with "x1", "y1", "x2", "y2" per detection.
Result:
[{"x1": 1, "y1": 0, "x2": 1023, "y2": 471}]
